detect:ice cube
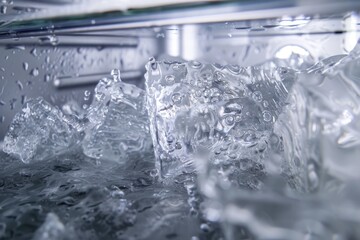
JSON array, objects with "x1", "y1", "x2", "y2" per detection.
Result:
[
  {"x1": 32, "y1": 213, "x2": 67, "y2": 240},
  {"x1": 3, "y1": 98, "x2": 82, "y2": 163},
  {"x1": 145, "y1": 59, "x2": 296, "y2": 179},
  {"x1": 82, "y1": 69, "x2": 152, "y2": 161},
  {"x1": 297, "y1": 42, "x2": 360, "y2": 183}
]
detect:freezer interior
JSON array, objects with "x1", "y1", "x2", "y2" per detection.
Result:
[{"x1": 0, "y1": 1, "x2": 360, "y2": 239}]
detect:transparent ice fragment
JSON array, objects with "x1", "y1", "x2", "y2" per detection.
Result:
[
  {"x1": 297, "y1": 40, "x2": 360, "y2": 182},
  {"x1": 32, "y1": 213, "x2": 66, "y2": 240},
  {"x1": 145, "y1": 59, "x2": 296, "y2": 179},
  {"x1": 82, "y1": 69, "x2": 152, "y2": 161},
  {"x1": 3, "y1": 98, "x2": 82, "y2": 163}
]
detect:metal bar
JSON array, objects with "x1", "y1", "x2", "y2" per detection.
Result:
[
  {"x1": 54, "y1": 70, "x2": 143, "y2": 88},
  {"x1": 1, "y1": 1, "x2": 359, "y2": 37},
  {"x1": 0, "y1": 34, "x2": 139, "y2": 47}
]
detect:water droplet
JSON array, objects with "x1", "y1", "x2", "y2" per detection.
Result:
[
  {"x1": 226, "y1": 64, "x2": 241, "y2": 74},
  {"x1": 9, "y1": 98, "x2": 16, "y2": 110},
  {"x1": 39, "y1": 35, "x2": 58, "y2": 46},
  {"x1": 229, "y1": 153, "x2": 237, "y2": 159},
  {"x1": 149, "y1": 169, "x2": 159, "y2": 177},
  {"x1": 167, "y1": 135, "x2": 175, "y2": 143},
  {"x1": 262, "y1": 110, "x2": 272, "y2": 122},
  {"x1": 242, "y1": 130, "x2": 258, "y2": 147},
  {"x1": 84, "y1": 90, "x2": 91, "y2": 101},
  {"x1": 44, "y1": 74, "x2": 50, "y2": 82},
  {"x1": 189, "y1": 60, "x2": 202, "y2": 69},
  {"x1": 45, "y1": 56, "x2": 50, "y2": 63},
  {"x1": 252, "y1": 91, "x2": 263, "y2": 102},
  {"x1": 21, "y1": 95, "x2": 26, "y2": 104},
  {"x1": 228, "y1": 33, "x2": 232, "y2": 38},
  {"x1": 0, "y1": 116, "x2": 4, "y2": 123},
  {"x1": 91, "y1": 19, "x2": 96, "y2": 24},
  {"x1": 200, "y1": 223, "x2": 211, "y2": 232},
  {"x1": 263, "y1": 100, "x2": 269, "y2": 108},
  {"x1": 165, "y1": 74, "x2": 175, "y2": 84},
  {"x1": 110, "y1": 69, "x2": 121, "y2": 82},
  {"x1": 23, "y1": 62, "x2": 28, "y2": 71},
  {"x1": 16, "y1": 80, "x2": 23, "y2": 90},
  {"x1": 0, "y1": 5, "x2": 7, "y2": 14},
  {"x1": 175, "y1": 142, "x2": 182, "y2": 149},
  {"x1": 30, "y1": 48, "x2": 37, "y2": 57},
  {"x1": 235, "y1": 114, "x2": 242, "y2": 122},
  {"x1": 30, "y1": 68, "x2": 39, "y2": 77}
]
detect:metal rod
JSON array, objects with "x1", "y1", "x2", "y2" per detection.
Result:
[
  {"x1": 53, "y1": 70, "x2": 143, "y2": 88},
  {"x1": 1, "y1": 1, "x2": 359, "y2": 36},
  {"x1": 0, "y1": 34, "x2": 139, "y2": 47}
]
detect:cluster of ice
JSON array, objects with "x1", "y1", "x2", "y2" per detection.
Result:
[
  {"x1": 2, "y1": 98, "x2": 82, "y2": 163},
  {"x1": 2, "y1": 69, "x2": 152, "y2": 164},
  {"x1": 2, "y1": 40, "x2": 360, "y2": 240}
]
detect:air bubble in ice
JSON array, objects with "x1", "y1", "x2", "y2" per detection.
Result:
[
  {"x1": 165, "y1": 74, "x2": 175, "y2": 84},
  {"x1": 252, "y1": 91, "x2": 263, "y2": 102},
  {"x1": 262, "y1": 110, "x2": 272, "y2": 122},
  {"x1": 189, "y1": 60, "x2": 202, "y2": 69},
  {"x1": 171, "y1": 93, "x2": 182, "y2": 104},
  {"x1": 225, "y1": 115, "x2": 235, "y2": 125}
]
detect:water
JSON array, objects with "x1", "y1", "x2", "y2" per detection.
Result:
[
  {"x1": 2, "y1": 41, "x2": 360, "y2": 239},
  {"x1": 0, "y1": 74, "x2": 213, "y2": 239}
]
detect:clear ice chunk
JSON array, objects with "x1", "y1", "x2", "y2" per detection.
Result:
[
  {"x1": 296, "y1": 43, "x2": 360, "y2": 183},
  {"x1": 2, "y1": 98, "x2": 82, "y2": 163},
  {"x1": 82, "y1": 69, "x2": 152, "y2": 161},
  {"x1": 145, "y1": 59, "x2": 296, "y2": 179},
  {"x1": 32, "y1": 213, "x2": 66, "y2": 240}
]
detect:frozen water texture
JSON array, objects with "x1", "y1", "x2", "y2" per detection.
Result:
[
  {"x1": 2, "y1": 98, "x2": 82, "y2": 163},
  {"x1": 145, "y1": 59, "x2": 296, "y2": 181},
  {"x1": 2, "y1": 69, "x2": 152, "y2": 164},
  {"x1": 82, "y1": 69, "x2": 152, "y2": 161},
  {"x1": 200, "y1": 41, "x2": 360, "y2": 240}
]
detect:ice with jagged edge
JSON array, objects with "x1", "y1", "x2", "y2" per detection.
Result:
[
  {"x1": 145, "y1": 59, "x2": 296, "y2": 183},
  {"x1": 3, "y1": 69, "x2": 152, "y2": 164},
  {"x1": 2, "y1": 98, "x2": 83, "y2": 163},
  {"x1": 82, "y1": 69, "x2": 152, "y2": 161}
]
